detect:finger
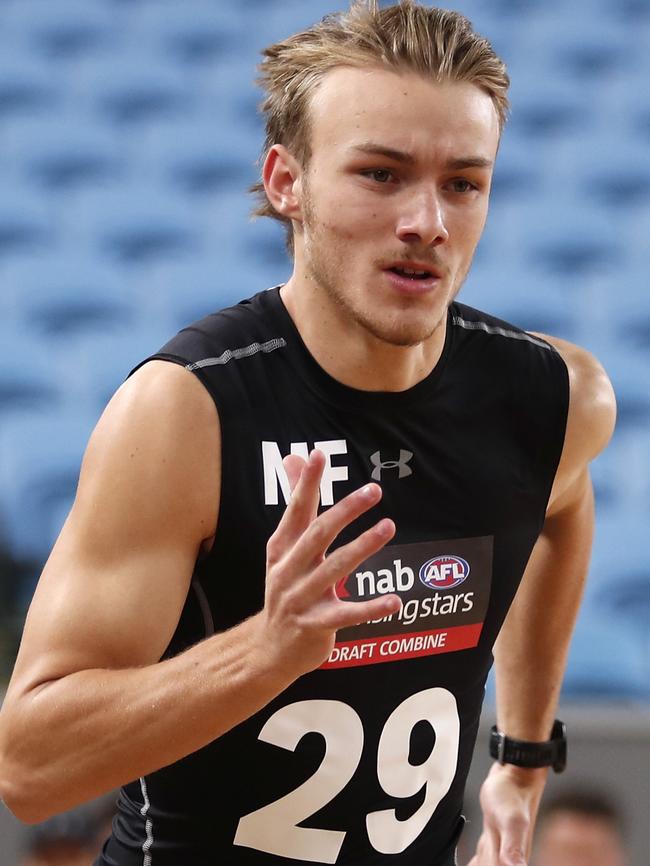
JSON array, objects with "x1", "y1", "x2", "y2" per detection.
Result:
[
  {"x1": 307, "y1": 516, "x2": 396, "y2": 598},
  {"x1": 325, "y1": 589, "x2": 401, "y2": 631},
  {"x1": 286, "y1": 482, "x2": 384, "y2": 573},
  {"x1": 471, "y1": 828, "x2": 499, "y2": 866},
  {"x1": 284, "y1": 453, "x2": 305, "y2": 494},
  {"x1": 500, "y1": 846, "x2": 527, "y2": 866},
  {"x1": 270, "y1": 450, "x2": 325, "y2": 552}
]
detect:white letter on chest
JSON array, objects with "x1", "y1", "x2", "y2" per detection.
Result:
[
  {"x1": 314, "y1": 439, "x2": 348, "y2": 506},
  {"x1": 262, "y1": 440, "x2": 348, "y2": 506}
]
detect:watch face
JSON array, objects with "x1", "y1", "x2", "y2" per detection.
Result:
[{"x1": 552, "y1": 722, "x2": 568, "y2": 773}]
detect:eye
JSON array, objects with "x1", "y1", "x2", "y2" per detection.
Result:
[
  {"x1": 448, "y1": 178, "x2": 478, "y2": 193},
  {"x1": 362, "y1": 168, "x2": 394, "y2": 184}
]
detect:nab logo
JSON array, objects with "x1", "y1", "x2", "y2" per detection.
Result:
[{"x1": 419, "y1": 555, "x2": 470, "y2": 590}]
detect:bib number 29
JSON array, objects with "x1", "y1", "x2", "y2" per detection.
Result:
[{"x1": 234, "y1": 687, "x2": 459, "y2": 863}]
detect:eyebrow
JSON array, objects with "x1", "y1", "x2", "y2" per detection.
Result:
[{"x1": 349, "y1": 143, "x2": 493, "y2": 170}]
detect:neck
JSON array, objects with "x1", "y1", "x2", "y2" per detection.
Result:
[{"x1": 279, "y1": 275, "x2": 449, "y2": 393}]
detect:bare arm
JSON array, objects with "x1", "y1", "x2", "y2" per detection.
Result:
[
  {"x1": 494, "y1": 336, "x2": 615, "y2": 739},
  {"x1": 471, "y1": 338, "x2": 617, "y2": 866},
  {"x1": 0, "y1": 361, "x2": 399, "y2": 823}
]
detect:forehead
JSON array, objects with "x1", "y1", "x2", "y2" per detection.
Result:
[{"x1": 307, "y1": 65, "x2": 499, "y2": 164}]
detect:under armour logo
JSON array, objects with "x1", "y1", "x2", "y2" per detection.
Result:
[{"x1": 369, "y1": 450, "x2": 414, "y2": 481}]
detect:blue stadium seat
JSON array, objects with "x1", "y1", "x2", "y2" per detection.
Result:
[
  {"x1": 602, "y1": 574, "x2": 650, "y2": 652},
  {"x1": 68, "y1": 185, "x2": 203, "y2": 265},
  {"x1": 625, "y1": 205, "x2": 650, "y2": 275},
  {"x1": 178, "y1": 185, "x2": 288, "y2": 274},
  {"x1": 19, "y1": 1, "x2": 116, "y2": 62},
  {"x1": 541, "y1": 18, "x2": 631, "y2": 80},
  {"x1": 463, "y1": 260, "x2": 576, "y2": 337},
  {"x1": 85, "y1": 57, "x2": 195, "y2": 127},
  {"x1": 0, "y1": 0, "x2": 113, "y2": 31},
  {"x1": 12, "y1": 120, "x2": 124, "y2": 193},
  {"x1": 244, "y1": 0, "x2": 347, "y2": 48},
  {"x1": 1, "y1": 253, "x2": 135, "y2": 337},
  {"x1": 621, "y1": 315, "x2": 650, "y2": 355},
  {"x1": 149, "y1": 258, "x2": 288, "y2": 332},
  {"x1": 0, "y1": 407, "x2": 99, "y2": 559},
  {"x1": 589, "y1": 506, "x2": 650, "y2": 595},
  {"x1": 0, "y1": 182, "x2": 57, "y2": 260},
  {"x1": 633, "y1": 104, "x2": 650, "y2": 141},
  {"x1": 142, "y1": 117, "x2": 259, "y2": 197},
  {"x1": 485, "y1": 524, "x2": 650, "y2": 705},
  {"x1": 0, "y1": 329, "x2": 62, "y2": 417},
  {"x1": 489, "y1": 144, "x2": 545, "y2": 204},
  {"x1": 521, "y1": 203, "x2": 624, "y2": 277},
  {"x1": 548, "y1": 134, "x2": 650, "y2": 210},
  {"x1": 0, "y1": 53, "x2": 61, "y2": 119},
  {"x1": 507, "y1": 78, "x2": 593, "y2": 145},
  {"x1": 561, "y1": 609, "x2": 649, "y2": 699},
  {"x1": 608, "y1": 0, "x2": 650, "y2": 21},
  {"x1": 0, "y1": 0, "x2": 647, "y2": 704},
  {"x1": 588, "y1": 429, "x2": 648, "y2": 512},
  {"x1": 207, "y1": 69, "x2": 266, "y2": 132},
  {"x1": 131, "y1": 3, "x2": 243, "y2": 67}
]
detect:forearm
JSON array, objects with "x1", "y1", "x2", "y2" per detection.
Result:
[
  {"x1": 0, "y1": 614, "x2": 290, "y2": 822},
  {"x1": 477, "y1": 487, "x2": 593, "y2": 865},
  {"x1": 494, "y1": 476, "x2": 594, "y2": 740}
]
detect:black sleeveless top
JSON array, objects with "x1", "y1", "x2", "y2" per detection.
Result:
[{"x1": 98, "y1": 287, "x2": 569, "y2": 866}]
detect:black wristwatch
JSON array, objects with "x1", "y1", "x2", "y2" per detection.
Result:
[{"x1": 489, "y1": 719, "x2": 567, "y2": 773}]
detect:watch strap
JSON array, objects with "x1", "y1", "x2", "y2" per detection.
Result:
[{"x1": 489, "y1": 719, "x2": 567, "y2": 773}]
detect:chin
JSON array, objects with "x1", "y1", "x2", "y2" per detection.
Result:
[{"x1": 359, "y1": 312, "x2": 443, "y2": 348}]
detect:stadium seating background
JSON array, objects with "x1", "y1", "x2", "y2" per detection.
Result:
[
  {"x1": 0, "y1": 2, "x2": 649, "y2": 865},
  {"x1": 0, "y1": 0, "x2": 648, "y2": 694}
]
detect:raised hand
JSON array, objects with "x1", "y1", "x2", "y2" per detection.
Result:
[{"x1": 258, "y1": 449, "x2": 402, "y2": 678}]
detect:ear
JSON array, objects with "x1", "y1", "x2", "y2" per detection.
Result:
[{"x1": 262, "y1": 144, "x2": 304, "y2": 222}]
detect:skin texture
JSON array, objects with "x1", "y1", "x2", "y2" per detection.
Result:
[
  {"x1": 533, "y1": 812, "x2": 626, "y2": 866},
  {"x1": 270, "y1": 68, "x2": 499, "y2": 391},
  {"x1": 0, "y1": 66, "x2": 616, "y2": 866}
]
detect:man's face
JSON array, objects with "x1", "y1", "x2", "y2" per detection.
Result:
[
  {"x1": 534, "y1": 812, "x2": 626, "y2": 866},
  {"x1": 293, "y1": 66, "x2": 500, "y2": 347}
]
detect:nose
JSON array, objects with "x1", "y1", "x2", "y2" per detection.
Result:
[{"x1": 395, "y1": 188, "x2": 449, "y2": 247}]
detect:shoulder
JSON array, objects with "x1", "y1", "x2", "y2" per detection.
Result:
[
  {"x1": 80, "y1": 359, "x2": 220, "y2": 549},
  {"x1": 451, "y1": 302, "x2": 562, "y2": 361},
  {"x1": 450, "y1": 304, "x2": 569, "y2": 406},
  {"x1": 114, "y1": 357, "x2": 219, "y2": 432},
  {"x1": 529, "y1": 334, "x2": 616, "y2": 515},
  {"x1": 532, "y1": 333, "x2": 616, "y2": 463},
  {"x1": 154, "y1": 288, "x2": 286, "y2": 366}
]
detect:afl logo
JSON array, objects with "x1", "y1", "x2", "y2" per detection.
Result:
[{"x1": 419, "y1": 555, "x2": 470, "y2": 590}]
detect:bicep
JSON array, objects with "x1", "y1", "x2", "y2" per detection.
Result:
[{"x1": 8, "y1": 361, "x2": 220, "y2": 695}]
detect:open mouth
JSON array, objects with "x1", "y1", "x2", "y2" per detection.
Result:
[{"x1": 388, "y1": 267, "x2": 435, "y2": 281}]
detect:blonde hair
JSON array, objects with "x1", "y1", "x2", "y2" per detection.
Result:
[{"x1": 250, "y1": 0, "x2": 510, "y2": 251}]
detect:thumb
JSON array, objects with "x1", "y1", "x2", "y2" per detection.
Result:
[
  {"x1": 499, "y1": 813, "x2": 529, "y2": 866},
  {"x1": 501, "y1": 852, "x2": 527, "y2": 866}
]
